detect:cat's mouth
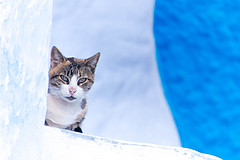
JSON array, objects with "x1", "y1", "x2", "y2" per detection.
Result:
[{"x1": 66, "y1": 96, "x2": 76, "y2": 101}]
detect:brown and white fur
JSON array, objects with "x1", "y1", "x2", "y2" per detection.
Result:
[{"x1": 45, "y1": 46, "x2": 100, "y2": 132}]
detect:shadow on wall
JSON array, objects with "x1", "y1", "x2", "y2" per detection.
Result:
[{"x1": 50, "y1": 0, "x2": 181, "y2": 146}]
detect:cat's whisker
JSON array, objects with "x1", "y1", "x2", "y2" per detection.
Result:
[{"x1": 85, "y1": 94, "x2": 98, "y2": 109}]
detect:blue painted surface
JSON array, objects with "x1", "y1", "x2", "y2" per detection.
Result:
[{"x1": 153, "y1": 1, "x2": 240, "y2": 159}]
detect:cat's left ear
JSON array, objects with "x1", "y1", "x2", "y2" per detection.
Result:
[{"x1": 85, "y1": 52, "x2": 100, "y2": 73}]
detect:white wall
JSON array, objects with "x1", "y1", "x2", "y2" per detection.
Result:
[
  {"x1": 0, "y1": 0, "x2": 52, "y2": 159},
  {"x1": 51, "y1": 0, "x2": 180, "y2": 146}
]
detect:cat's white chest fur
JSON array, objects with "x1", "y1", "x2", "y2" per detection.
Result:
[{"x1": 46, "y1": 94, "x2": 86, "y2": 128}]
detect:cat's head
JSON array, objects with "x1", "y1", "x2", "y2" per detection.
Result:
[{"x1": 48, "y1": 46, "x2": 100, "y2": 103}]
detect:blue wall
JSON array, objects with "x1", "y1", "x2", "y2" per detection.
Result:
[{"x1": 153, "y1": 1, "x2": 240, "y2": 159}]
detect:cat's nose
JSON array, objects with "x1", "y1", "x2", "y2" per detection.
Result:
[{"x1": 69, "y1": 87, "x2": 76, "y2": 96}]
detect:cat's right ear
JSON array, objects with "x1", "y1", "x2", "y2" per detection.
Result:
[{"x1": 51, "y1": 46, "x2": 65, "y2": 68}]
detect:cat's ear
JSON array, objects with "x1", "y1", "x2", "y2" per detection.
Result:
[
  {"x1": 85, "y1": 52, "x2": 100, "y2": 73},
  {"x1": 51, "y1": 46, "x2": 65, "y2": 67}
]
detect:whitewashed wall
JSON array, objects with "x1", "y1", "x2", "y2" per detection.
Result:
[
  {"x1": 0, "y1": 0, "x2": 52, "y2": 159},
  {"x1": 51, "y1": 0, "x2": 181, "y2": 146}
]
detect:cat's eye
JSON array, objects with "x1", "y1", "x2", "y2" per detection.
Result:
[
  {"x1": 78, "y1": 78, "x2": 87, "y2": 85},
  {"x1": 60, "y1": 75, "x2": 69, "y2": 83}
]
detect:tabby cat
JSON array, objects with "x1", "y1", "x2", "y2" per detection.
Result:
[{"x1": 45, "y1": 46, "x2": 100, "y2": 133}]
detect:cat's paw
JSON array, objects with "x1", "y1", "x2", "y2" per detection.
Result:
[{"x1": 74, "y1": 126, "x2": 83, "y2": 133}]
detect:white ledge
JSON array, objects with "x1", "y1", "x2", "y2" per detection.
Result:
[{"x1": 43, "y1": 126, "x2": 221, "y2": 160}]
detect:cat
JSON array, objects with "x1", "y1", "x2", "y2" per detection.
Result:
[{"x1": 45, "y1": 46, "x2": 100, "y2": 133}]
